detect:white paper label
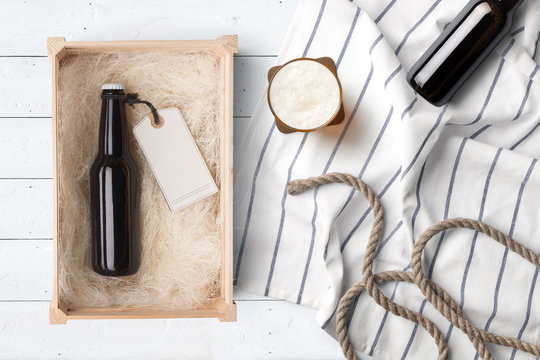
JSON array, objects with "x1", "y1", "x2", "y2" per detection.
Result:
[{"x1": 133, "y1": 108, "x2": 218, "y2": 212}]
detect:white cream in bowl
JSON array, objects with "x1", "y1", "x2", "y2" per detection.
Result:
[{"x1": 269, "y1": 59, "x2": 341, "y2": 130}]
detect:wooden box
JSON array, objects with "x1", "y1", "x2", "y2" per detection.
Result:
[{"x1": 47, "y1": 36, "x2": 237, "y2": 324}]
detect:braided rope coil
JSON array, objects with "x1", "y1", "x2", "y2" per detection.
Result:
[{"x1": 287, "y1": 172, "x2": 540, "y2": 360}]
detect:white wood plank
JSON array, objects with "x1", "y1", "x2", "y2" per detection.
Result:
[
  {"x1": 0, "y1": 116, "x2": 251, "y2": 233},
  {"x1": 0, "y1": 240, "x2": 52, "y2": 300},
  {"x1": 0, "y1": 239, "x2": 277, "y2": 302},
  {"x1": 0, "y1": 57, "x2": 51, "y2": 118},
  {"x1": 234, "y1": 117, "x2": 251, "y2": 168},
  {"x1": 234, "y1": 288, "x2": 281, "y2": 301},
  {"x1": 0, "y1": 0, "x2": 297, "y2": 56},
  {"x1": 0, "y1": 118, "x2": 53, "y2": 178},
  {"x1": 0, "y1": 180, "x2": 52, "y2": 239},
  {"x1": 0, "y1": 301, "x2": 343, "y2": 359},
  {"x1": 0, "y1": 242, "x2": 371, "y2": 359},
  {"x1": 0, "y1": 117, "x2": 251, "y2": 236},
  {"x1": 0, "y1": 56, "x2": 274, "y2": 118},
  {"x1": 0, "y1": 116, "x2": 251, "y2": 181},
  {"x1": 234, "y1": 56, "x2": 275, "y2": 117},
  {"x1": 0, "y1": 1, "x2": 373, "y2": 358}
]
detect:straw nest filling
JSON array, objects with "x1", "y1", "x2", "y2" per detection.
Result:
[{"x1": 56, "y1": 49, "x2": 223, "y2": 309}]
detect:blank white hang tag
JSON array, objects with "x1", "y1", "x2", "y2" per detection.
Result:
[{"x1": 133, "y1": 108, "x2": 218, "y2": 212}]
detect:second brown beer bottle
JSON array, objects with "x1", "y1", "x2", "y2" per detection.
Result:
[
  {"x1": 90, "y1": 83, "x2": 140, "y2": 276},
  {"x1": 407, "y1": 0, "x2": 524, "y2": 106}
]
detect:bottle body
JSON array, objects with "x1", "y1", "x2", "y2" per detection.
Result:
[
  {"x1": 407, "y1": 0, "x2": 522, "y2": 106},
  {"x1": 90, "y1": 86, "x2": 140, "y2": 276}
]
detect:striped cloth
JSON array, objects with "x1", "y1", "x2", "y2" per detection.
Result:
[{"x1": 233, "y1": 0, "x2": 540, "y2": 358}]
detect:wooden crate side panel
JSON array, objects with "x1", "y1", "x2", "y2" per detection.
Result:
[
  {"x1": 47, "y1": 37, "x2": 63, "y2": 325},
  {"x1": 63, "y1": 299, "x2": 235, "y2": 321},
  {"x1": 62, "y1": 38, "x2": 233, "y2": 54},
  {"x1": 217, "y1": 35, "x2": 237, "y2": 307}
]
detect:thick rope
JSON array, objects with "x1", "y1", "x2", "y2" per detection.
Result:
[{"x1": 287, "y1": 172, "x2": 540, "y2": 360}]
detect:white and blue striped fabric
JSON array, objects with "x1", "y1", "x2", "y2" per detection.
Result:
[{"x1": 233, "y1": 0, "x2": 540, "y2": 358}]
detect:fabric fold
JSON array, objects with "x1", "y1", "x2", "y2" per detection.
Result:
[{"x1": 234, "y1": 0, "x2": 540, "y2": 358}]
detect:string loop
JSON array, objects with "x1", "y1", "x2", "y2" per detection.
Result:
[{"x1": 124, "y1": 93, "x2": 161, "y2": 125}]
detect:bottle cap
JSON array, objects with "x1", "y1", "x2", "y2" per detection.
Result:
[{"x1": 101, "y1": 83, "x2": 125, "y2": 90}]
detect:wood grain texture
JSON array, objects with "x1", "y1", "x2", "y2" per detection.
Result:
[
  {"x1": 49, "y1": 39, "x2": 62, "y2": 325},
  {"x1": 219, "y1": 36, "x2": 237, "y2": 308}
]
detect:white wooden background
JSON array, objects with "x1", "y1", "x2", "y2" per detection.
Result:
[{"x1": 0, "y1": 0, "x2": 358, "y2": 359}]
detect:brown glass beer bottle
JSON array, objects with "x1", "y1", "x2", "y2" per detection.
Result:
[
  {"x1": 407, "y1": 0, "x2": 524, "y2": 106},
  {"x1": 90, "y1": 83, "x2": 140, "y2": 276}
]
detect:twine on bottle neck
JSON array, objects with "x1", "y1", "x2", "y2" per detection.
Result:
[{"x1": 124, "y1": 93, "x2": 161, "y2": 126}]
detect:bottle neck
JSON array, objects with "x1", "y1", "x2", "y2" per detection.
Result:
[
  {"x1": 497, "y1": 0, "x2": 524, "y2": 11},
  {"x1": 98, "y1": 90, "x2": 129, "y2": 156}
]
